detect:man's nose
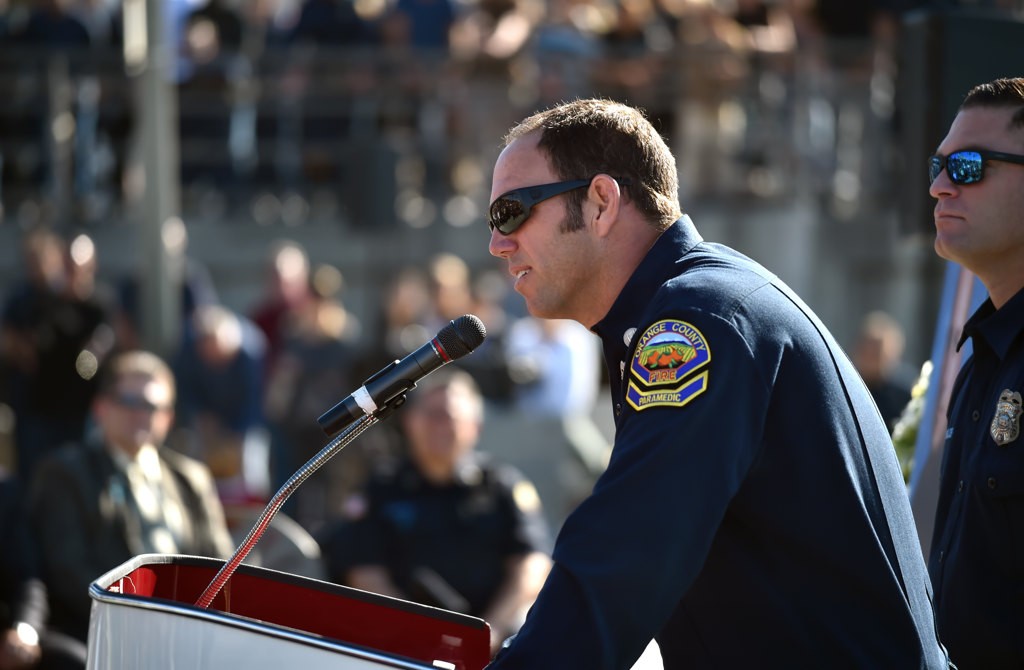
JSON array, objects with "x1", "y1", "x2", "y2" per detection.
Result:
[
  {"x1": 488, "y1": 227, "x2": 515, "y2": 258},
  {"x1": 929, "y1": 168, "x2": 957, "y2": 200}
]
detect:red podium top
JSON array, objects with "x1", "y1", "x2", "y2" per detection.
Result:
[{"x1": 90, "y1": 554, "x2": 491, "y2": 670}]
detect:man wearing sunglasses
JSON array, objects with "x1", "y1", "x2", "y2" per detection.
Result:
[
  {"x1": 27, "y1": 350, "x2": 235, "y2": 645},
  {"x1": 927, "y1": 77, "x2": 1024, "y2": 670},
  {"x1": 485, "y1": 99, "x2": 948, "y2": 668}
]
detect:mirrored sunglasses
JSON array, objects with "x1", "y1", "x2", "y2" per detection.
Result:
[
  {"x1": 929, "y1": 149, "x2": 1024, "y2": 185},
  {"x1": 488, "y1": 179, "x2": 593, "y2": 236},
  {"x1": 488, "y1": 177, "x2": 631, "y2": 235}
]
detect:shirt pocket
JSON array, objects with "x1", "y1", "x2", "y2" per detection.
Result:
[{"x1": 981, "y1": 445, "x2": 1024, "y2": 578}]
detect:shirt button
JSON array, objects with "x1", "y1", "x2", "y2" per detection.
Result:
[
  {"x1": 971, "y1": 410, "x2": 981, "y2": 421},
  {"x1": 615, "y1": 403, "x2": 622, "y2": 417},
  {"x1": 988, "y1": 477, "x2": 998, "y2": 490},
  {"x1": 938, "y1": 550, "x2": 944, "y2": 563},
  {"x1": 957, "y1": 480, "x2": 964, "y2": 492}
]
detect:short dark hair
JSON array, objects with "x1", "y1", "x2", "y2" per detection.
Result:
[
  {"x1": 961, "y1": 77, "x2": 1024, "y2": 130},
  {"x1": 505, "y1": 99, "x2": 682, "y2": 232},
  {"x1": 403, "y1": 367, "x2": 483, "y2": 421},
  {"x1": 96, "y1": 350, "x2": 176, "y2": 403}
]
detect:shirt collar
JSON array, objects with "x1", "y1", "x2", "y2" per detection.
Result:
[
  {"x1": 399, "y1": 453, "x2": 485, "y2": 489},
  {"x1": 591, "y1": 216, "x2": 702, "y2": 396},
  {"x1": 957, "y1": 284, "x2": 1024, "y2": 359},
  {"x1": 592, "y1": 216, "x2": 702, "y2": 338},
  {"x1": 107, "y1": 442, "x2": 161, "y2": 477}
]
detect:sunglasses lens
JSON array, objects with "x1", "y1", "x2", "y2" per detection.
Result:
[
  {"x1": 947, "y1": 151, "x2": 983, "y2": 185},
  {"x1": 489, "y1": 198, "x2": 527, "y2": 235},
  {"x1": 929, "y1": 156, "x2": 943, "y2": 183},
  {"x1": 114, "y1": 394, "x2": 161, "y2": 412}
]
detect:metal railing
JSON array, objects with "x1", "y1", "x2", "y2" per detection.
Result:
[{"x1": 0, "y1": 38, "x2": 894, "y2": 230}]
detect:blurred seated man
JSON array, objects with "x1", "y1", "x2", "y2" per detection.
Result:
[
  {"x1": 321, "y1": 368, "x2": 552, "y2": 657},
  {"x1": 28, "y1": 351, "x2": 234, "y2": 644}
]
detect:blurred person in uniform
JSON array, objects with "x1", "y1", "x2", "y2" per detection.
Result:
[
  {"x1": 28, "y1": 350, "x2": 234, "y2": 645},
  {"x1": 852, "y1": 309, "x2": 916, "y2": 432},
  {"x1": 484, "y1": 98, "x2": 948, "y2": 668},
  {"x1": 321, "y1": 368, "x2": 552, "y2": 658},
  {"x1": 926, "y1": 76, "x2": 1024, "y2": 670}
]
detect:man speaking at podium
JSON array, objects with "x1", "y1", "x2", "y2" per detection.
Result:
[{"x1": 484, "y1": 99, "x2": 949, "y2": 668}]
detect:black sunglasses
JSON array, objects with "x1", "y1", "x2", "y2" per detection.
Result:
[
  {"x1": 111, "y1": 393, "x2": 168, "y2": 412},
  {"x1": 488, "y1": 177, "x2": 631, "y2": 235},
  {"x1": 929, "y1": 149, "x2": 1024, "y2": 185}
]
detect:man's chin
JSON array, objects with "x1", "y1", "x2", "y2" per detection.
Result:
[
  {"x1": 130, "y1": 432, "x2": 156, "y2": 448},
  {"x1": 525, "y1": 302, "x2": 565, "y2": 322},
  {"x1": 932, "y1": 235, "x2": 961, "y2": 265}
]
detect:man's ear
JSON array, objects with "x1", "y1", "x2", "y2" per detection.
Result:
[{"x1": 588, "y1": 174, "x2": 625, "y2": 237}]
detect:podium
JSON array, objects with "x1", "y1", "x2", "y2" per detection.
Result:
[{"x1": 87, "y1": 554, "x2": 492, "y2": 670}]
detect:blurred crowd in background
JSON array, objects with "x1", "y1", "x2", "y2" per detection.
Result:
[
  {"x1": 5, "y1": 0, "x2": 1018, "y2": 229},
  {"x1": 0, "y1": 225, "x2": 609, "y2": 517},
  {"x1": 0, "y1": 221, "x2": 607, "y2": 666}
]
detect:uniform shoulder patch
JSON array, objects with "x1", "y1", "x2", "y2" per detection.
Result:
[
  {"x1": 626, "y1": 319, "x2": 710, "y2": 411},
  {"x1": 512, "y1": 480, "x2": 542, "y2": 514}
]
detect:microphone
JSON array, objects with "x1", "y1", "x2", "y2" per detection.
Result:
[{"x1": 317, "y1": 314, "x2": 487, "y2": 437}]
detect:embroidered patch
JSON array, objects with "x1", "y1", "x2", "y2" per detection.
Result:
[
  {"x1": 626, "y1": 319, "x2": 711, "y2": 411},
  {"x1": 513, "y1": 480, "x2": 542, "y2": 514},
  {"x1": 990, "y1": 389, "x2": 1022, "y2": 446},
  {"x1": 626, "y1": 372, "x2": 709, "y2": 411},
  {"x1": 629, "y1": 320, "x2": 710, "y2": 387}
]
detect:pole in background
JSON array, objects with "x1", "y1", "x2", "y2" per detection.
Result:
[{"x1": 123, "y1": 0, "x2": 183, "y2": 359}]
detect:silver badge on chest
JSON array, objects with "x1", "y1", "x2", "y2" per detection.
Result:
[{"x1": 990, "y1": 389, "x2": 1023, "y2": 446}]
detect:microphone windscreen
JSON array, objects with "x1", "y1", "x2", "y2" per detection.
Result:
[{"x1": 439, "y1": 314, "x2": 487, "y2": 360}]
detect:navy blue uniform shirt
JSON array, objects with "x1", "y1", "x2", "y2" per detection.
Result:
[
  {"x1": 929, "y1": 286, "x2": 1024, "y2": 669},
  {"x1": 334, "y1": 453, "x2": 551, "y2": 616},
  {"x1": 489, "y1": 217, "x2": 948, "y2": 669}
]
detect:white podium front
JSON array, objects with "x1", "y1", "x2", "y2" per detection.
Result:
[{"x1": 87, "y1": 554, "x2": 491, "y2": 670}]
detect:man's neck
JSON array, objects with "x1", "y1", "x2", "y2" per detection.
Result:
[
  {"x1": 983, "y1": 275, "x2": 1024, "y2": 310},
  {"x1": 107, "y1": 441, "x2": 158, "y2": 466},
  {"x1": 583, "y1": 216, "x2": 663, "y2": 328}
]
